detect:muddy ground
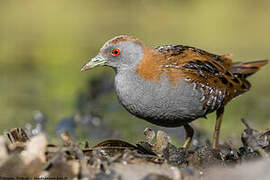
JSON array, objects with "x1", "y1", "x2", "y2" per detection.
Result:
[{"x1": 1, "y1": 118, "x2": 270, "y2": 180}]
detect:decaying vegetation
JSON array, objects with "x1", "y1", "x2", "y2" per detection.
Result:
[{"x1": 1, "y1": 119, "x2": 270, "y2": 180}]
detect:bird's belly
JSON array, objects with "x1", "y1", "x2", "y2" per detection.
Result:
[{"x1": 115, "y1": 74, "x2": 206, "y2": 127}]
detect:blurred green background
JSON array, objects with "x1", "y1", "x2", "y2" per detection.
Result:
[{"x1": 0, "y1": 0, "x2": 269, "y2": 145}]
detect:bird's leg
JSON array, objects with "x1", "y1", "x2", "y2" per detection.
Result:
[
  {"x1": 212, "y1": 106, "x2": 225, "y2": 149},
  {"x1": 183, "y1": 123, "x2": 194, "y2": 149}
]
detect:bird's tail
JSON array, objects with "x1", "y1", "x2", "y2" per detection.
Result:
[{"x1": 231, "y1": 60, "x2": 268, "y2": 78}]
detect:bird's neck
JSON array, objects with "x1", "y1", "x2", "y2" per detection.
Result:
[
  {"x1": 114, "y1": 46, "x2": 162, "y2": 98},
  {"x1": 114, "y1": 67, "x2": 146, "y2": 108}
]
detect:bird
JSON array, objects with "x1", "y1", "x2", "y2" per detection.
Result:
[{"x1": 81, "y1": 35, "x2": 268, "y2": 149}]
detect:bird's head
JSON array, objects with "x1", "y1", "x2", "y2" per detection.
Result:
[{"x1": 81, "y1": 35, "x2": 145, "y2": 72}]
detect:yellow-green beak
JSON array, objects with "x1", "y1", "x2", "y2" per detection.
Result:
[{"x1": 81, "y1": 54, "x2": 106, "y2": 71}]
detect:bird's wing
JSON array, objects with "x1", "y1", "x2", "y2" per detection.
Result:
[
  {"x1": 154, "y1": 45, "x2": 249, "y2": 112},
  {"x1": 155, "y1": 45, "x2": 233, "y2": 69}
]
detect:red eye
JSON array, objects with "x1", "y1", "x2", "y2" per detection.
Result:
[{"x1": 111, "y1": 48, "x2": 121, "y2": 56}]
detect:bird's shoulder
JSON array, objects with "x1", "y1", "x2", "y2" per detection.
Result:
[
  {"x1": 154, "y1": 44, "x2": 233, "y2": 72},
  {"x1": 137, "y1": 44, "x2": 234, "y2": 86}
]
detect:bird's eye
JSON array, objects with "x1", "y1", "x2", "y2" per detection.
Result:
[{"x1": 111, "y1": 48, "x2": 121, "y2": 56}]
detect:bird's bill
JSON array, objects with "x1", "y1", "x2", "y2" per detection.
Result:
[{"x1": 81, "y1": 54, "x2": 106, "y2": 71}]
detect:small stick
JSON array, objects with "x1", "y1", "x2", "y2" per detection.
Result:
[{"x1": 241, "y1": 118, "x2": 251, "y2": 129}]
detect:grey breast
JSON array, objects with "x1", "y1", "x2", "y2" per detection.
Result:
[{"x1": 114, "y1": 71, "x2": 206, "y2": 127}]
